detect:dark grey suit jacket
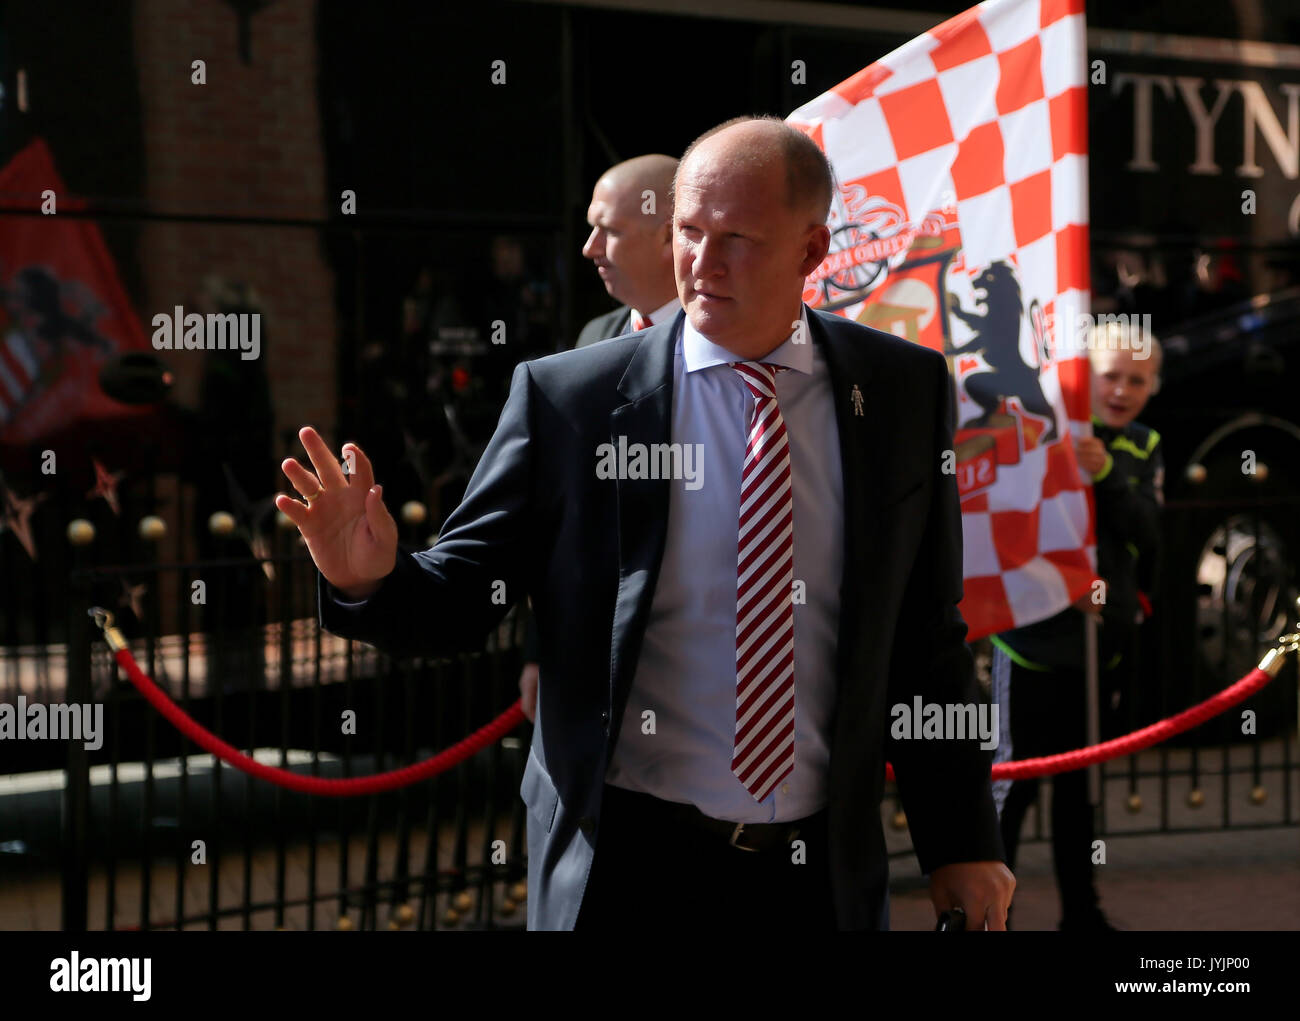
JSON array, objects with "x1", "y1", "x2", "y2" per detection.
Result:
[
  {"x1": 318, "y1": 306, "x2": 1004, "y2": 929},
  {"x1": 520, "y1": 303, "x2": 632, "y2": 661},
  {"x1": 574, "y1": 306, "x2": 630, "y2": 348}
]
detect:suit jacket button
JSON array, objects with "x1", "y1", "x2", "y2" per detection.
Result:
[{"x1": 579, "y1": 816, "x2": 595, "y2": 836}]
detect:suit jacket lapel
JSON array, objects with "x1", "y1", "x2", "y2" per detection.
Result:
[
  {"x1": 607, "y1": 313, "x2": 678, "y2": 735},
  {"x1": 809, "y1": 309, "x2": 883, "y2": 702}
]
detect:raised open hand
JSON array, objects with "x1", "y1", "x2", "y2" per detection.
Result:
[{"x1": 275, "y1": 426, "x2": 398, "y2": 600}]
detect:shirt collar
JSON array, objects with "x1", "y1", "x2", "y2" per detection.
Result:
[
  {"x1": 681, "y1": 304, "x2": 813, "y2": 376},
  {"x1": 632, "y1": 297, "x2": 682, "y2": 329}
]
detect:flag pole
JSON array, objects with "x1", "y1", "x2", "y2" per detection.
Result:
[{"x1": 1085, "y1": 611, "x2": 1101, "y2": 805}]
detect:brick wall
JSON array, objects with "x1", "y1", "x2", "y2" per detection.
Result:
[{"x1": 133, "y1": 0, "x2": 338, "y2": 454}]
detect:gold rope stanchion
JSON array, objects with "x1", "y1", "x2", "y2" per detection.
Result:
[
  {"x1": 1259, "y1": 595, "x2": 1300, "y2": 679},
  {"x1": 1252, "y1": 597, "x2": 1300, "y2": 809},
  {"x1": 90, "y1": 606, "x2": 128, "y2": 652}
]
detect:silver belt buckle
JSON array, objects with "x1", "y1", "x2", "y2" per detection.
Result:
[
  {"x1": 729, "y1": 822, "x2": 760, "y2": 852},
  {"x1": 729, "y1": 821, "x2": 803, "y2": 851}
]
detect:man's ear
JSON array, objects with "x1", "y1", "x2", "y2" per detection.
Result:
[{"x1": 799, "y1": 224, "x2": 831, "y2": 277}]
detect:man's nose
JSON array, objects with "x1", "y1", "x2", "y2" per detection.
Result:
[
  {"x1": 692, "y1": 235, "x2": 724, "y2": 278},
  {"x1": 582, "y1": 227, "x2": 603, "y2": 261}
]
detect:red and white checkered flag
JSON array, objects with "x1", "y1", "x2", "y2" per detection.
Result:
[{"x1": 789, "y1": 0, "x2": 1095, "y2": 640}]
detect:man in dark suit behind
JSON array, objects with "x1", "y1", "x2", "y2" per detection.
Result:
[
  {"x1": 575, "y1": 154, "x2": 680, "y2": 349},
  {"x1": 517, "y1": 154, "x2": 683, "y2": 720},
  {"x1": 277, "y1": 116, "x2": 1014, "y2": 931}
]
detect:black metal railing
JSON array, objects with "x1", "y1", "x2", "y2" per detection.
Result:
[
  {"x1": 57, "y1": 550, "x2": 533, "y2": 931},
  {"x1": 1, "y1": 473, "x2": 1296, "y2": 929}
]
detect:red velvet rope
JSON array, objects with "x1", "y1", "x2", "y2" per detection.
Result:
[
  {"x1": 888, "y1": 666, "x2": 1275, "y2": 783},
  {"x1": 112, "y1": 647, "x2": 1275, "y2": 797},
  {"x1": 113, "y1": 647, "x2": 524, "y2": 797}
]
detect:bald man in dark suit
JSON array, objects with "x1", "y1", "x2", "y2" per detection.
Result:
[
  {"x1": 574, "y1": 154, "x2": 680, "y2": 350},
  {"x1": 282, "y1": 117, "x2": 1014, "y2": 930},
  {"x1": 516, "y1": 154, "x2": 685, "y2": 720}
]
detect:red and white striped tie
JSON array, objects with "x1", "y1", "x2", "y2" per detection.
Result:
[
  {"x1": 630, "y1": 310, "x2": 652, "y2": 331},
  {"x1": 730, "y1": 361, "x2": 794, "y2": 802}
]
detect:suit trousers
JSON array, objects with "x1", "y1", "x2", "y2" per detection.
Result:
[{"x1": 574, "y1": 783, "x2": 837, "y2": 931}]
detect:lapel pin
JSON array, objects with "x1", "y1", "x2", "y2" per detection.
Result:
[{"x1": 851, "y1": 384, "x2": 864, "y2": 417}]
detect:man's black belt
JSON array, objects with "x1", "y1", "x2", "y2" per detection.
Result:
[{"x1": 607, "y1": 784, "x2": 825, "y2": 853}]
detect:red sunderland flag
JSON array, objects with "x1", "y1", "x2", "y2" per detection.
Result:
[
  {"x1": 0, "y1": 138, "x2": 151, "y2": 446},
  {"x1": 789, "y1": 0, "x2": 1094, "y2": 639}
]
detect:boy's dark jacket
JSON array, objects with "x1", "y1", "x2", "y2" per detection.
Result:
[{"x1": 995, "y1": 416, "x2": 1164, "y2": 670}]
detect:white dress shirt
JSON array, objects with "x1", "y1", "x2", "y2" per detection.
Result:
[{"x1": 605, "y1": 306, "x2": 845, "y2": 822}]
